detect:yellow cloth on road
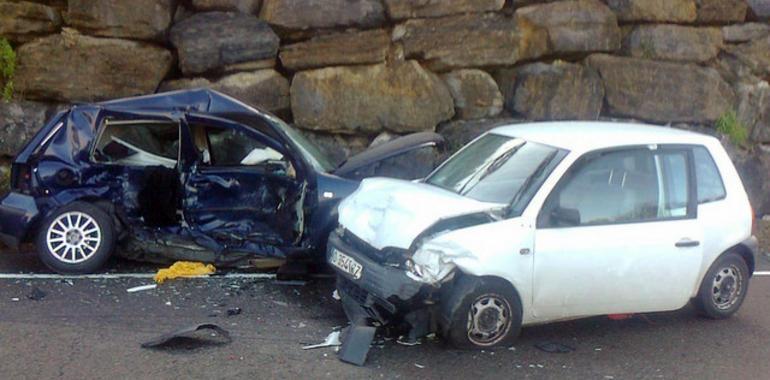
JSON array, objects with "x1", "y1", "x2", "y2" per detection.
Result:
[{"x1": 154, "y1": 261, "x2": 216, "y2": 284}]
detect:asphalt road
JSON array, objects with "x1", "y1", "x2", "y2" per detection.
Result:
[{"x1": 0, "y1": 249, "x2": 769, "y2": 380}]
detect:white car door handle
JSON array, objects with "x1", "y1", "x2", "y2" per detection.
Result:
[{"x1": 675, "y1": 239, "x2": 700, "y2": 248}]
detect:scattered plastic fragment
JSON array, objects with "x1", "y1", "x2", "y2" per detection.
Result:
[
  {"x1": 154, "y1": 261, "x2": 216, "y2": 284},
  {"x1": 11, "y1": 297, "x2": 19, "y2": 302},
  {"x1": 337, "y1": 325, "x2": 377, "y2": 366},
  {"x1": 141, "y1": 323, "x2": 231, "y2": 349},
  {"x1": 226, "y1": 307, "x2": 242, "y2": 317},
  {"x1": 414, "y1": 363, "x2": 425, "y2": 369},
  {"x1": 302, "y1": 330, "x2": 342, "y2": 350},
  {"x1": 332, "y1": 289, "x2": 340, "y2": 300},
  {"x1": 127, "y1": 284, "x2": 157, "y2": 293},
  {"x1": 535, "y1": 341, "x2": 575, "y2": 354},
  {"x1": 27, "y1": 287, "x2": 46, "y2": 301}
]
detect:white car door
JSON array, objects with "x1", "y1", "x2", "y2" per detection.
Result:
[{"x1": 532, "y1": 146, "x2": 704, "y2": 321}]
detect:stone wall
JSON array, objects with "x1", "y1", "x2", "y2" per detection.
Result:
[{"x1": 1, "y1": 0, "x2": 769, "y2": 213}]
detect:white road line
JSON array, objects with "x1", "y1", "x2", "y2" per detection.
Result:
[
  {"x1": 0, "y1": 273, "x2": 276, "y2": 280},
  {"x1": 754, "y1": 271, "x2": 770, "y2": 276}
]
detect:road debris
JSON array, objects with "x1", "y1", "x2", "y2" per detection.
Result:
[
  {"x1": 414, "y1": 363, "x2": 425, "y2": 369},
  {"x1": 226, "y1": 307, "x2": 242, "y2": 317},
  {"x1": 302, "y1": 330, "x2": 342, "y2": 350},
  {"x1": 141, "y1": 323, "x2": 231, "y2": 349},
  {"x1": 154, "y1": 261, "x2": 216, "y2": 284},
  {"x1": 535, "y1": 341, "x2": 575, "y2": 354},
  {"x1": 0, "y1": 272, "x2": 273, "y2": 280},
  {"x1": 332, "y1": 289, "x2": 340, "y2": 300},
  {"x1": 11, "y1": 297, "x2": 19, "y2": 302},
  {"x1": 126, "y1": 284, "x2": 157, "y2": 293},
  {"x1": 337, "y1": 325, "x2": 377, "y2": 366},
  {"x1": 27, "y1": 287, "x2": 46, "y2": 301}
]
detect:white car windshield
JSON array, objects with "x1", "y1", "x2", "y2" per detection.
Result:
[{"x1": 426, "y1": 134, "x2": 565, "y2": 207}]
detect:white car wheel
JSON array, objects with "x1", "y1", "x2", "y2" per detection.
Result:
[
  {"x1": 46, "y1": 211, "x2": 102, "y2": 264},
  {"x1": 37, "y1": 202, "x2": 115, "y2": 274}
]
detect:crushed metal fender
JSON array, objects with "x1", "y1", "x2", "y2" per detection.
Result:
[
  {"x1": 154, "y1": 261, "x2": 216, "y2": 284},
  {"x1": 141, "y1": 323, "x2": 231, "y2": 349}
]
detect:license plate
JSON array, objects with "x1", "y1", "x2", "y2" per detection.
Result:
[{"x1": 331, "y1": 248, "x2": 363, "y2": 280}]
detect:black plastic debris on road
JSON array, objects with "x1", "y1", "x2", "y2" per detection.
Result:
[
  {"x1": 27, "y1": 287, "x2": 47, "y2": 301},
  {"x1": 141, "y1": 323, "x2": 232, "y2": 350},
  {"x1": 338, "y1": 325, "x2": 377, "y2": 366},
  {"x1": 226, "y1": 307, "x2": 242, "y2": 317},
  {"x1": 534, "y1": 341, "x2": 575, "y2": 354}
]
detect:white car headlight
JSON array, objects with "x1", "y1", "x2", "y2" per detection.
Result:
[{"x1": 406, "y1": 246, "x2": 456, "y2": 284}]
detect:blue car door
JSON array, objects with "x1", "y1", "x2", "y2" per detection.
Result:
[{"x1": 181, "y1": 113, "x2": 305, "y2": 255}]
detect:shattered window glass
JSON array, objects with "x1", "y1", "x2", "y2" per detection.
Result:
[{"x1": 93, "y1": 121, "x2": 179, "y2": 168}]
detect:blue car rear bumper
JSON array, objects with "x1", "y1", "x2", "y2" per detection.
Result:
[{"x1": 0, "y1": 192, "x2": 40, "y2": 249}]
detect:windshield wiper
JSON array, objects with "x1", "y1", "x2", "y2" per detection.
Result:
[
  {"x1": 509, "y1": 150, "x2": 559, "y2": 208},
  {"x1": 457, "y1": 144, "x2": 523, "y2": 195}
]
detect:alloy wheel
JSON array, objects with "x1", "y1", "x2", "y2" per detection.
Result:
[{"x1": 46, "y1": 211, "x2": 102, "y2": 264}]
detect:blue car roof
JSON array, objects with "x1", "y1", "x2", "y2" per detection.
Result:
[{"x1": 99, "y1": 88, "x2": 271, "y2": 118}]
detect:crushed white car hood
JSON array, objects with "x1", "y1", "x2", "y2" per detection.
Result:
[{"x1": 338, "y1": 178, "x2": 499, "y2": 250}]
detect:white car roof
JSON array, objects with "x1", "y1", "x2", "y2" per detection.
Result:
[{"x1": 490, "y1": 121, "x2": 719, "y2": 153}]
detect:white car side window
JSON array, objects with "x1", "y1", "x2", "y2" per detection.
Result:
[
  {"x1": 554, "y1": 149, "x2": 659, "y2": 225},
  {"x1": 655, "y1": 151, "x2": 689, "y2": 218}
]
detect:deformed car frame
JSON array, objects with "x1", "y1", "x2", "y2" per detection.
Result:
[{"x1": 0, "y1": 89, "x2": 445, "y2": 274}]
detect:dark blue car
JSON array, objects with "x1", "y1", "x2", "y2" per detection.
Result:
[{"x1": 0, "y1": 89, "x2": 444, "y2": 274}]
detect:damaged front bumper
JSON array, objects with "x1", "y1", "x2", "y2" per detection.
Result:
[{"x1": 326, "y1": 230, "x2": 436, "y2": 335}]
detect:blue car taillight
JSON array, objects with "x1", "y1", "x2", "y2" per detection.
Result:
[{"x1": 11, "y1": 164, "x2": 33, "y2": 194}]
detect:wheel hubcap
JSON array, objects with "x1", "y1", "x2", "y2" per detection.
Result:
[
  {"x1": 467, "y1": 294, "x2": 511, "y2": 346},
  {"x1": 712, "y1": 265, "x2": 743, "y2": 311},
  {"x1": 46, "y1": 211, "x2": 101, "y2": 264}
]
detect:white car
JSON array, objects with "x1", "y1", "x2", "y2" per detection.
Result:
[{"x1": 328, "y1": 122, "x2": 759, "y2": 352}]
